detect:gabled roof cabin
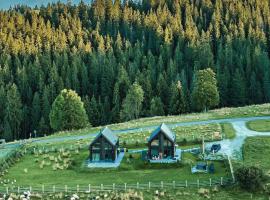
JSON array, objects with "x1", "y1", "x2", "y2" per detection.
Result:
[
  {"x1": 89, "y1": 127, "x2": 119, "y2": 162},
  {"x1": 148, "y1": 123, "x2": 176, "y2": 159}
]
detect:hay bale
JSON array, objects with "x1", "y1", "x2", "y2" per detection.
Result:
[{"x1": 198, "y1": 188, "x2": 209, "y2": 196}]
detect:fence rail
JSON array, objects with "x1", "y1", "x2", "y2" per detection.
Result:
[{"x1": 0, "y1": 177, "x2": 233, "y2": 194}]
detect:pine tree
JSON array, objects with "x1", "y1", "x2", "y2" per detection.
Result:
[
  {"x1": 0, "y1": 86, "x2": 5, "y2": 135},
  {"x1": 263, "y1": 70, "x2": 270, "y2": 102},
  {"x1": 4, "y1": 84, "x2": 22, "y2": 140},
  {"x1": 169, "y1": 81, "x2": 187, "y2": 115},
  {"x1": 191, "y1": 68, "x2": 220, "y2": 111},
  {"x1": 150, "y1": 97, "x2": 165, "y2": 116},
  {"x1": 31, "y1": 92, "x2": 41, "y2": 131},
  {"x1": 230, "y1": 69, "x2": 246, "y2": 106},
  {"x1": 84, "y1": 95, "x2": 101, "y2": 127},
  {"x1": 120, "y1": 82, "x2": 144, "y2": 121}
]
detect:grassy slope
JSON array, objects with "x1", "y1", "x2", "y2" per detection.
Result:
[
  {"x1": 42, "y1": 104, "x2": 270, "y2": 140},
  {"x1": 2, "y1": 149, "x2": 229, "y2": 187},
  {"x1": 242, "y1": 137, "x2": 270, "y2": 172},
  {"x1": 246, "y1": 120, "x2": 270, "y2": 132}
]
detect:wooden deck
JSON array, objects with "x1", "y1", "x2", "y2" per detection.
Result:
[{"x1": 149, "y1": 149, "x2": 181, "y2": 163}]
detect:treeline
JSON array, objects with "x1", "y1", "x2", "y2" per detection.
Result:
[{"x1": 0, "y1": 0, "x2": 270, "y2": 140}]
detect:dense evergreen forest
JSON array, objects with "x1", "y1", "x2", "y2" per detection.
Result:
[{"x1": 0, "y1": 0, "x2": 270, "y2": 141}]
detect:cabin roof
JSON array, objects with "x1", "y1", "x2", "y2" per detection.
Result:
[
  {"x1": 148, "y1": 123, "x2": 176, "y2": 143},
  {"x1": 90, "y1": 127, "x2": 118, "y2": 146}
]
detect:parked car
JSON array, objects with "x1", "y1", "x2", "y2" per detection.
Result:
[{"x1": 210, "y1": 144, "x2": 221, "y2": 153}]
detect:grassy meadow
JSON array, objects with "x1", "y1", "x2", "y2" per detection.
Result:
[
  {"x1": 1, "y1": 147, "x2": 230, "y2": 188},
  {"x1": 241, "y1": 137, "x2": 270, "y2": 173},
  {"x1": 246, "y1": 120, "x2": 270, "y2": 132}
]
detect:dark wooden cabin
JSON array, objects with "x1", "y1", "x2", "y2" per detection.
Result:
[
  {"x1": 89, "y1": 127, "x2": 119, "y2": 162},
  {"x1": 148, "y1": 123, "x2": 176, "y2": 159}
]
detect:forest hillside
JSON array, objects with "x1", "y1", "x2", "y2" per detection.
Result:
[{"x1": 0, "y1": 0, "x2": 270, "y2": 140}]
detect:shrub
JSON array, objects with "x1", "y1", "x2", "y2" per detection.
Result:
[{"x1": 235, "y1": 166, "x2": 265, "y2": 192}]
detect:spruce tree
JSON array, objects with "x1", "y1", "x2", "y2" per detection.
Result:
[
  {"x1": 150, "y1": 97, "x2": 165, "y2": 116},
  {"x1": 120, "y1": 82, "x2": 144, "y2": 121},
  {"x1": 191, "y1": 68, "x2": 220, "y2": 112},
  {"x1": 4, "y1": 84, "x2": 22, "y2": 140},
  {"x1": 169, "y1": 81, "x2": 187, "y2": 115}
]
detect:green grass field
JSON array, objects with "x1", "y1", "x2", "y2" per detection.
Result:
[
  {"x1": 220, "y1": 123, "x2": 236, "y2": 139},
  {"x1": 242, "y1": 137, "x2": 270, "y2": 173},
  {"x1": 246, "y1": 120, "x2": 270, "y2": 132},
  {"x1": 1, "y1": 148, "x2": 230, "y2": 188}
]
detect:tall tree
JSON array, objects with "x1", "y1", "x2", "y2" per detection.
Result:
[
  {"x1": 49, "y1": 89, "x2": 89, "y2": 131},
  {"x1": 191, "y1": 68, "x2": 220, "y2": 111},
  {"x1": 31, "y1": 92, "x2": 41, "y2": 131},
  {"x1": 150, "y1": 97, "x2": 165, "y2": 116},
  {"x1": 4, "y1": 84, "x2": 22, "y2": 140},
  {"x1": 120, "y1": 82, "x2": 144, "y2": 121},
  {"x1": 169, "y1": 81, "x2": 187, "y2": 115}
]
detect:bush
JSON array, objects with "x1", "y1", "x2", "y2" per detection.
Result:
[{"x1": 235, "y1": 166, "x2": 265, "y2": 192}]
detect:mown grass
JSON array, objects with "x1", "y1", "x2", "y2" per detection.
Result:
[
  {"x1": 221, "y1": 123, "x2": 236, "y2": 139},
  {"x1": 1, "y1": 148, "x2": 229, "y2": 188},
  {"x1": 241, "y1": 137, "x2": 270, "y2": 173},
  {"x1": 246, "y1": 120, "x2": 270, "y2": 132}
]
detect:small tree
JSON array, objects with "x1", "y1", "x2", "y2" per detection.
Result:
[
  {"x1": 150, "y1": 97, "x2": 165, "y2": 116},
  {"x1": 191, "y1": 68, "x2": 219, "y2": 112},
  {"x1": 169, "y1": 81, "x2": 187, "y2": 115},
  {"x1": 49, "y1": 89, "x2": 89, "y2": 131},
  {"x1": 235, "y1": 166, "x2": 265, "y2": 192},
  {"x1": 120, "y1": 82, "x2": 144, "y2": 121}
]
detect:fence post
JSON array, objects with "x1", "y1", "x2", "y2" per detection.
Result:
[
  {"x1": 124, "y1": 183, "x2": 127, "y2": 191},
  {"x1": 65, "y1": 185, "x2": 67, "y2": 193},
  {"x1": 42, "y1": 185, "x2": 44, "y2": 193},
  {"x1": 17, "y1": 186, "x2": 20, "y2": 194},
  {"x1": 173, "y1": 181, "x2": 175, "y2": 189},
  {"x1": 29, "y1": 186, "x2": 32, "y2": 193},
  {"x1": 53, "y1": 185, "x2": 55, "y2": 193},
  {"x1": 113, "y1": 183, "x2": 115, "y2": 191},
  {"x1": 6, "y1": 187, "x2": 8, "y2": 194},
  {"x1": 197, "y1": 179, "x2": 200, "y2": 188},
  {"x1": 161, "y1": 181, "x2": 163, "y2": 189},
  {"x1": 77, "y1": 185, "x2": 79, "y2": 192},
  {"x1": 209, "y1": 178, "x2": 212, "y2": 187},
  {"x1": 148, "y1": 182, "x2": 151, "y2": 190},
  {"x1": 137, "y1": 182, "x2": 139, "y2": 190},
  {"x1": 100, "y1": 184, "x2": 103, "y2": 191},
  {"x1": 185, "y1": 180, "x2": 188, "y2": 187},
  {"x1": 88, "y1": 184, "x2": 91, "y2": 193},
  {"x1": 220, "y1": 177, "x2": 223, "y2": 186}
]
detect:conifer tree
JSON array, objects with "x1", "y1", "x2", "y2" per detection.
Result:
[
  {"x1": 120, "y1": 82, "x2": 144, "y2": 121},
  {"x1": 150, "y1": 97, "x2": 165, "y2": 116},
  {"x1": 169, "y1": 81, "x2": 187, "y2": 115},
  {"x1": 4, "y1": 84, "x2": 22, "y2": 140},
  {"x1": 192, "y1": 68, "x2": 220, "y2": 111}
]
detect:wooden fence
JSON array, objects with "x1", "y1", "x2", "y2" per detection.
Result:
[{"x1": 0, "y1": 177, "x2": 233, "y2": 194}]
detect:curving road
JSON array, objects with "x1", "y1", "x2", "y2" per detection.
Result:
[
  {"x1": 2, "y1": 115, "x2": 270, "y2": 159},
  {"x1": 206, "y1": 120, "x2": 270, "y2": 159},
  {"x1": 4, "y1": 116, "x2": 270, "y2": 146}
]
